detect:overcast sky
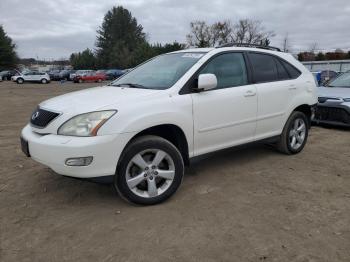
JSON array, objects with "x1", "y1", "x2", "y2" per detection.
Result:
[{"x1": 0, "y1": 0, "x2": 349, "y2": 59}]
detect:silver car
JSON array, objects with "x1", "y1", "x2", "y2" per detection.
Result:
[{"x1": 314, "y1": 72, "x2": 350, "y2": 127}]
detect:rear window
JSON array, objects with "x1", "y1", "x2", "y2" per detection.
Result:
[{"x1": 248, "y1": 53, "x2": 278, "y2": 83}]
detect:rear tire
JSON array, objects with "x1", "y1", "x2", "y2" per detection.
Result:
[
  {"x1": 78, "y1": 79, "x2": 83, "y2": 83},
  {"x1": 276, "y1": 111, "x2": 309, "y2": 155},
  {"x1": 114, "y1": 135, "x2": 184, "y2": 205}
]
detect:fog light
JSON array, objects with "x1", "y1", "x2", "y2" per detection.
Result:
[{"x1": 65, "y1": 157, "x2": 93, "y2": 166}]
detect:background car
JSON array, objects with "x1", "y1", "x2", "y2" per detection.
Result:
[
  {"x1": 0, "y1": 70, "x2": 19, "y2": 80},
  {"x1": 314, "y1": 71, "x2": 350, "y2": 126},
  {"x1": 69, "y1": 70, "x2": 94, "y2": 80},
  {"x1": 12, "y1": 71, "x2": 50, "y2": 84},
  {"x1": 48, "y1": 70, "x2": 61, "y2": 81},
  {"x1": 58, "y1": 69, "x2": 75, "y2": 81},
  {"x1": 105, "y1": 69, "x2": 124, "y2": 80},
  {"x1": 73, "y1": 71, "x2": 106, "y2": 83}
]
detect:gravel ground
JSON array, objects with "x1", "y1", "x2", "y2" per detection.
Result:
[{"x1": 0, "y1": 81, "x2": 349, "y2": 262}]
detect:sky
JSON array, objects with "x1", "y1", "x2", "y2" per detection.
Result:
[{"x1": 0, "y1": 0, "x2": 349, "y2": 59}]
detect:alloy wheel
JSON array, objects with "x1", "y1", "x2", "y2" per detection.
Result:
[
  {"x1": 125, "y1": 149, "x2": 175, "y2": 198},
  {"x1": 289, "y1": 118, "x2": 306, "y2": 150}
]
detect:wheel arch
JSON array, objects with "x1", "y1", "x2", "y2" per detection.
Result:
[
  {"x1": 292, "y1": 104, "x2": 312, "y2": 128},
  {"x1": 123, "y1": 124, "x2": 190, "y2": 166}
]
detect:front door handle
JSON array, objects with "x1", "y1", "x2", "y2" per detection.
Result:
[
  {"x1": 288, "y1": 85, "x2": 297, "y2": 90},
  {"x1": 244, "y1": 90, "x2": 256, "y2": 97}
]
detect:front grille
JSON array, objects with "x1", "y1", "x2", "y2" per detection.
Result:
[
  {"x1": 315, "y1": 106, "x2": 350, "y2": 124},
  {"x1": 30, "y1": 107, "x2": 60, "y2": 128}
]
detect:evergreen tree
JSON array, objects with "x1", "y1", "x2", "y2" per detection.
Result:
[
  {"x1": 96, "y1": 6, "x2": 146, "y2": 68},
  {"x1": 70, "y1": 48, "x2": 96, "y2": 69},
  {"x1": 0, "y1": 25, "x2": 18, "y2": 70},
  {"x1": 316, "y1": 52, "x2": 325, "y2": 61}
]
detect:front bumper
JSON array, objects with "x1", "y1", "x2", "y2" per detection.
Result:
[
  {"x1": 313, "y1": 102, "x2": 350, "y2": 127},
  {"x1": 21, "y1": 124, "x2": 136, "y2": 178}
]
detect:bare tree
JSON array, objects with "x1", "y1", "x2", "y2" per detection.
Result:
[
  {"x1": 308, "y1": 42, "x2": 318, "y2": 54},
  {"x1": 186, "y1": 21, "x2": 212, "y2": 48},
  {"x1": 186, "y1": 19, "x2": 275, "y2": 48},
  {"x1": 232, "y1": 19, "x2": 275, "y2": 45},
  {"x1": 211, "y1": 20, "x2": 233, "y2": 46}
]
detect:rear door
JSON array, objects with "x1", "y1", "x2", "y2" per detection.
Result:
[
  {"x1": 247, "y1": 52, "x2": 300, "y2": 139},
  {"x1": 24, "y1": 72, "x2": 35, "y2": 81},
  {"x1": 191, "y1": 52, "x2": 257, "y2": 156}
]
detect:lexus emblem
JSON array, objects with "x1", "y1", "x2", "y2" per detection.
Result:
[{"x1": 31, "y1": 111, "x2": 40, "y2": 120}]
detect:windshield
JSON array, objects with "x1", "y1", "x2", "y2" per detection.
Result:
[
  {"x1": 328, "y1": 72, "x2": 350, "y2": 88},
  {"x1": 111, "y1": 52, "x2": 205, "y2": 89}
]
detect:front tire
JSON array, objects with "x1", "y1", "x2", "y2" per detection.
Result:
[
  {"x1": 41, "y1": 78, "x2": 48, "y2": 84},
  {"x1": 16, "y1": 78, "x2": 24, "y2": 84},
  {"x1": 114, "y1": 135, "x2": 184, "y2": 205},
  {"x1": 277, "y1": 111, "x2": 309, "y2": 154}
]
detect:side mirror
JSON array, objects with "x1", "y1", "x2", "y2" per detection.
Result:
[{"x1": 196, "y1": 73, "x2": 217, "y2": 92}]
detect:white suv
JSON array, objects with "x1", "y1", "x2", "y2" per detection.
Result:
[
  {"x1": 21, "y1": 45, "x2": 317, "y2": 205},
  {"x1": 13, "y1": 71, "x2": 50, "y2": 84}
]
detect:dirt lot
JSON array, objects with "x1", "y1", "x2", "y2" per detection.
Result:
[{"x1": 0, "y1": 81, "x2": 349, "y2": 262}]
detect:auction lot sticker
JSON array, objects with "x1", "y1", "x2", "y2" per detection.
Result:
[{"x1": 182, "y1": 53, "x2": 204, "y2": 59}]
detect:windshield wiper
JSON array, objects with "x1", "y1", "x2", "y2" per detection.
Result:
[{"x1": 111, "y1": 83, "x2": 149, "y2": 89}]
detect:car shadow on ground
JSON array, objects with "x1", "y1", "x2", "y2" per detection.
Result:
[
  {"x1": 41, "y1": 142, "x2": 277, "y2": 205},
  {"x1": 186, "y1": 142, "x2": 277, "y2": 176},
  {"x1": 312, "y1": 123, "x2": 350, "y2": 131}
]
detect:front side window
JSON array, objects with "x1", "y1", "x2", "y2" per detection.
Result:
[
  {"x1": 249, "y1": 53, "x2": 278, "y2": 83},
  {"x1": 199, "y1": 53, "x2": 248, "y2": 89},
  {"x1": 111, "y1": 52, "x2": 206, "y2": 90}
]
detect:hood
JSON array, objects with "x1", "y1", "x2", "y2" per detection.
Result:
[
  {"x1": 39, "y1": 85, "x2": 162, "y2": 114},
  {"x1": 318, "y1": 86, "x2": 350, "y2": 99}
]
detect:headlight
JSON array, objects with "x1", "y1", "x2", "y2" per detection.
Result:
[{"x1": 58, "y1": 110, "x2": 116, "y2": 136}]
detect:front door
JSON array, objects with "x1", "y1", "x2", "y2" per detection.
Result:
[{"x1": 191, "y1": 52, "x2": 257, "y2": 156}]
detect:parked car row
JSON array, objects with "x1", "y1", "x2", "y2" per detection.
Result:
[{"x1": 0, "y1": 68, "x2": 128, "y2": 85}]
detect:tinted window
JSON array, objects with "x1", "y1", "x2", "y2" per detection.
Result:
[
  {"x1": 280, "y1": 60, "x2": 301, "y2": 79},
  {"x1": 199, "y1": 53, "x2": 248, "y2": 89},
  {"x1": 275, "y1": 58, "x2": 290, "y2": 80},
  {"x1": 249, "y1": 53, "x2": 278, "y2": 83}
]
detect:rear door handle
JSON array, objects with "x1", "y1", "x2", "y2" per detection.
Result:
[
  {"x1": 244, "y1": 90, "x2": 256, "y2": 97},
  {"x1": 288, "y1": 85, "x2": 297, "y2": 90}
]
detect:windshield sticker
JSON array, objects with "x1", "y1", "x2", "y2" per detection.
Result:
[{"x1": 182, "y1": 53, "x2": 204, "y2": 59}]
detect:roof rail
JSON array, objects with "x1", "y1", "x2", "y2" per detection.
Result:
[{"x1": 217, "y1": 43, "x2": 282, "y2": 52}]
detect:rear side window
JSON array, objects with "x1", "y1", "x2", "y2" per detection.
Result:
[
  {"x1": 199, "y1": 53, "x2": 248, "y2": 89},
  {"x1": 280, "y1": 59, "x2": 301, "y2": 79},
  {"x1": 248, "y1": 53, "x2": 278, "y2": 83},
  {"x1": 275, "y1": 58, "x2": 290, "y2": 80}
]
